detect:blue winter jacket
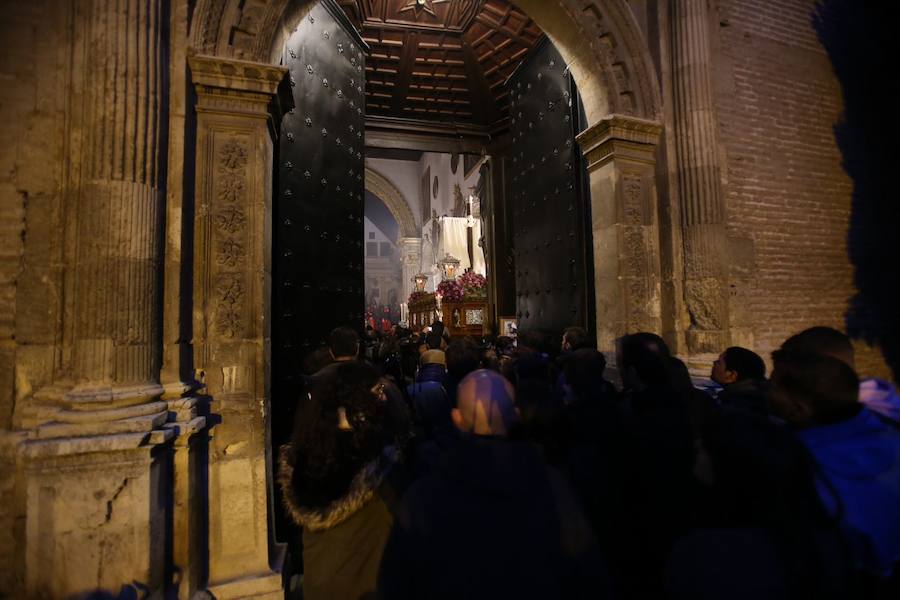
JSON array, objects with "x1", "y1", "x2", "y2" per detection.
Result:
[{"x1": 797, "y1": 407, "x2": 900, "y2": 576}]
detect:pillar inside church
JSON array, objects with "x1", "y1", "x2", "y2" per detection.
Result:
[{"x1": 398, "y1": 236, "x2": 423, "y2": 303}]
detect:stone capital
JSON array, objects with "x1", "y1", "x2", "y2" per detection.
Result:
[
  {"x1": 188, "y1": 54, "x2": 293, "y2": 126},
  {"x1": 576, "y1": 114, "x2": 663, "y2": 170},
  {"x1": 188, "y1": 53, "x2": 288, "y2": 96}
]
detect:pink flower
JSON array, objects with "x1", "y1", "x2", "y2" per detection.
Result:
[
  {"x1": 407, "y1": 291, "x2": 428, "y2": 305},
  {"x1": 436, "y1": 279, "x2": 465, "y2": 303},
  {"x1": 459, "y1": 271, "x2": 486, "y2": 290}
]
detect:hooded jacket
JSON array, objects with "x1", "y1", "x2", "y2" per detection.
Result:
[
  {"x1": 279, "y1": 445, "x2": 398, "y2": 600},
  {"x1": 716, "y1": 377, "x2": 771, "y2": 416},
  {"x1": 415, "y1": 361, "x2": 447, "y2": 386},
  {"x1": 860, "y1": 378, "x2": 900, "y2": 424},
  {"x1": 797, "y1": 407, "x2": 900, "y2": 576}
]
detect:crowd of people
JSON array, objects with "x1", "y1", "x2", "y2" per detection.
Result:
[{"x1": 278, "y1": 322, "x2": 900, "y2": 599}]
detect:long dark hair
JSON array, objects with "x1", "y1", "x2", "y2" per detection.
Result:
[{"x1": 289, "y1": 361, "x2": 388, "y2": 508}]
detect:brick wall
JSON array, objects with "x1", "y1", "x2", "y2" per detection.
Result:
[{"x1": 712, "y1": 0, "x2": 887, "y2": 376}]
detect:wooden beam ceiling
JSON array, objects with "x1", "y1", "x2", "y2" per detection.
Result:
[{"x1": 339, "y1": 0, "x2": 543, "y2": 127}]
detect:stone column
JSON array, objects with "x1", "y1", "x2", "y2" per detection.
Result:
[
  {"x1": 16, "y1": 1, "x2": 174, "y2": 597},
  {"x1": 398, "y1": 236, "x2": 423, "y2": 300},
  {"x1": 576, "y1": 115, "x2": 663, "y2": 353},
  {"x1": 189, "y1": 54, "x2": 291, "y2": 600},
  {"x1": 671, "y1": 0, "x2": 729, "y2": 353}
]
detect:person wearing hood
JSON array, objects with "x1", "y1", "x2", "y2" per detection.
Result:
[
  {"x1": 781, "y1": 325, "x2": 900, "y2": 426},
  {"x1": 378, "y1": 369, "x2": 609, "y2": 599},
  {"x1": 413, "y1": 349, "x2": 447, "y2": 386},
  {"x1": 770, "y1": 348, "x2": 900, "y2": 583},
  {"x1": 279, "y1": 361, "x2": 404, "y2": 600},
  {"x1": 710, "y1": 346, "x2": 770, "y2": 415}
]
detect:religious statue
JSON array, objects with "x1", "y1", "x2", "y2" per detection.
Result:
[
  {"x1": 452, "y1": 182, "x2": 467, "y2": 217},
  {"x1": 431, "y1": 208, "x2": 442, "y2": 265}
]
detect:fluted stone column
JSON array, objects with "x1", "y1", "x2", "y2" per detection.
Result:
[
  {"x1": 18, "y1": 1, "x2": 172, "y2": 597},
  {"x1": 577, "y1": 115, "x2": 663, "y2": 353},
  {"x1": 189, "y1": 54, "x2": 291, "y2": 600},
  {"x1": 671, "y1": 0, "x2": 730, "y2": 352},
  {"x1": 399, "y1": 237, "x2": 423, "y2": 299}
]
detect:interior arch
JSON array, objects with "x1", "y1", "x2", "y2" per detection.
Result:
[{"x1": 365, "y1": 167, "x2": 418, "y2": 239}]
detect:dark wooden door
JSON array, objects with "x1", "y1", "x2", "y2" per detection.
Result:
[
  {"x1": 271, "y1": 0, "x2": 369, "y2": 479},
  {"x1": 507, "y1": 38, "x2": 595, "y2": 342}
]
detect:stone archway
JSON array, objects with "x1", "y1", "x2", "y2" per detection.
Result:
[
  {"x1": 365, "y1": 167, "x2": 422, "y2": 301},
  {"x1": 185, "y1": 2, "x2": 668, "y2": 595},
  {"x1": 191, "y1": 0, "x2": 661, "y2": 122},
  {"x1": 365, "y1": 167, "x2": 418, "y2": 239},
  {"x1": 190, "y1": 0, "x2": 669, "y2": 349}
]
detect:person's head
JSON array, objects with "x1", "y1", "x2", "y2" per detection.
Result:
[
  {"x1": 770, "y1": 349, "x2": 860, "y2": 427},
  {"x1": 452, "y1": 369, "x2": 518, "y2": 436},
  {"x1": 304, "y1": 346, "x2": 334, "y2": 374},
  {"x1": 420, "y1": 349, "x2": 446, "y2": 369},
  {"x1": 446, "y1": 339, "x2": 481, "y2": 381},
  {"x1": 780, "y1": 326, "x2": 855, "y2": 369},
  {"x1": 561, "y1": 348, "x2": 609, "y2": 401},
  {"x1": 711, "y1": 346, "x2": 767, "y2": 386},
  {"x1": 617, "y1": 333, "x2": 670, "y2": 391},
  {"x1": 561, "y1": 326, "x2": 592, "y2": 352},
  {"x1": 423, "y1": 320, "x2": 448, "y2": 349},
  {"x1": 328, "y1": 326, "x2": 359, "y2": 361},
  {"x1": 424, "y1": 331, "x2": 445, "y2": 350},
  {"x1": 629, "y1": 331, "x2": 671, "y2": 358},
  {"x1": 290, "y1": 361, "x2": 388, "y2": 505}
]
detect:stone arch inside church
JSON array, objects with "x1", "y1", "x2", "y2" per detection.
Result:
[{"x1": 365, "y1": 168, "x2": 418, "y2": 239}]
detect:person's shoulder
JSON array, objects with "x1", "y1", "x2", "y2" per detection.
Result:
[{"x1": 389, "y1": 467, "x2": 451, "y2": 529}]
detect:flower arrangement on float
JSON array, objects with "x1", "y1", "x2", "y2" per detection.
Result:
[
  {"x1": 458, "y1": 271, "x2": 487, "y2": 298},
  {"x1": 436, "y1": 279, "x2": 465, "y2": 303},
  {"x1": 407, "y1": 290, "x2": 429, "y2": 305}
]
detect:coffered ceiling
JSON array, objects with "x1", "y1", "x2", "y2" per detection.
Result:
[{"x1": 337, "y1": 0, "x2": 544, "y2": 127}]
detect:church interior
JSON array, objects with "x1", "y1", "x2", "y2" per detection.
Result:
[{"x1": 0, "y1": 0, "x2": 897, "y2": 598}]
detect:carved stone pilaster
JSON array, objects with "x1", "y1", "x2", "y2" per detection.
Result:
[
  {"x1": 577, "y1": 115, "x2": 663, "y2": 352},
  {"x1": 671, "y1": 0, "x2": 729, "y2": 352},
  {"x1": 189, "y1": 53, "x2": 290, "y2": 599}
]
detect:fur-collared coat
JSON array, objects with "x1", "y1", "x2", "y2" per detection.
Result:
[{"x1": 279, "y1": 445, "x2": 395, "y2": 600}]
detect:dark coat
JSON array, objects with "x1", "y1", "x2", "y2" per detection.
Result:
[
  {"x1": 378, "y1": 436, "x2": 610, "y2": 599},
  {"x1": 406, "y1": 380, "x2": 459, "y2": 477},
  {"x1": 415, "y1": 363, "x2": 447, "y2": 386},
  {"x1": 717, "y1": 378, "x2": 771, "y2": 416},
  {"x1": 279, "y1": 446, "x2": 398, "y2": 600}
]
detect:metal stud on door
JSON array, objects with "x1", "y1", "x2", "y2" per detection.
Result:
[
  {"x1": 507, "y1": 38, "x2": 595, "y2": 338},
  {"x1": 271, "y1": 0, "x2": 369, "y2": 494}
]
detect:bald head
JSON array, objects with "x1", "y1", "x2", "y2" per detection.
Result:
[{"x1": 452, "y1": 369, "x2": 518, "y2": 436}]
